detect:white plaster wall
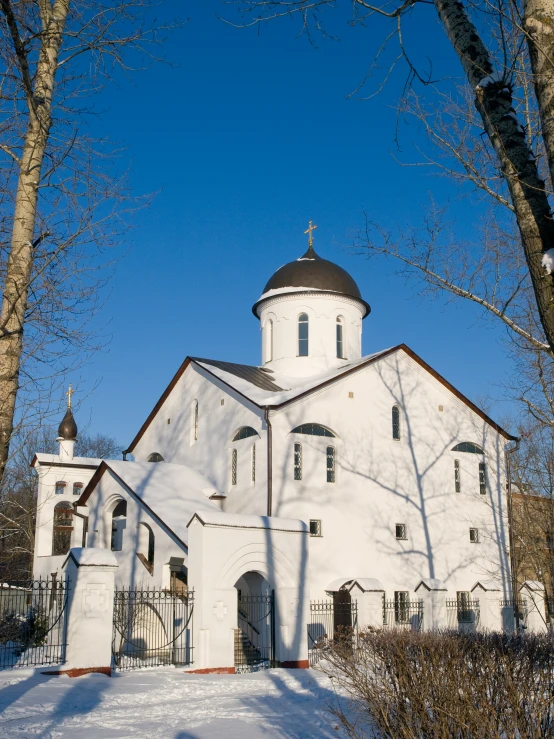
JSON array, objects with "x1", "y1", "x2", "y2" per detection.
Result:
[
  {"x1": 268, "y1": 350, "x2": 511, "y2": 602},
  {"x1": 132, "y1": 365, "x2": 268, "y2": 516},
  {"x1": 33, "y1": 462, "x2": 98, "y2": 579},
  {"x1": 85, "y1": 470, "x2": 187, "y2": 588},
  {"x1": 258, "y1": 293, "x2": 364, "y2": 376}
]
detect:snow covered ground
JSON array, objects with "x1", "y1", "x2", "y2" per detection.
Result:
[{"x1": 0, "y1": 666, "x2": 353, "y2": 738}]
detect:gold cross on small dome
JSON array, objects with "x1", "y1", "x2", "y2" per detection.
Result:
[
  {"x1": 66, "y1": 383, "x2": 74, "y2": 409},
  {"x1": 304, "y1": 220, "x2": 317, "y2": 248}
]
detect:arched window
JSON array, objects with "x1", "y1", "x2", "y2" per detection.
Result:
[
  {"x1": 138, "y1": 523, "x2": 155, "y2": 574},
  {"x1": 147, "y1": 452, "x2": 164, "y2": 463},
  {"x1": 294, "y1": 442, "x2": 302, "y2": 480},
  {"x1": 392, "y1": 406, "x2": 401, "y2": 441},
  {"x1": 265, "y1": 319, "x2": 273, "y2": 363},
  {"x1": 52, "y1": 502, "x2": 73, "y2": 556},
  {"x1": 191, "y1": 400, "x2": 199, "y2": 442},
  {"x1": 72, "y1": 482, "x2": 83, "y2": 496},
  {"x1": 336, "y1": 316, "x2": 344, "y2": 359},
  {"x1": 251, "y1": 444, "x2": 256, "y2": 483},
  {"x1": 111, "y1": 500, "x2": 127, "y2": 552},
  {"x1": 327, "y1": 446, "x2": 336, "y2": 483},
  {"x1": 231, "y1": 448, "x2": 238, "y2": 486},
  {"x1": 291, "y1": 423, "x2": 336, "y2": 437},
  {"x1": 298, "y1": 313, "x2": 309, "y2": 356},
  {"x1": 451, "y1": 442, "x2": 484, "y2": 454},
  {"x1": 232, "y1": 426, "x2": 259, "y2": 441},
  {"x1": 55, "y1": 481, "x2": 66, "y2": 496},
  {"x1": 454, "y1": 460, "x2": 461, "y2": 493}
]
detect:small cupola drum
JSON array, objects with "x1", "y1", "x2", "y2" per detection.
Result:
[{"x1": 253, "y1": 222, "x2": 370, "y2": 377}]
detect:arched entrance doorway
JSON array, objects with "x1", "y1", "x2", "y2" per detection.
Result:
[{"x1": 234, "y1": 572, "x2": 275, "y2": 672}]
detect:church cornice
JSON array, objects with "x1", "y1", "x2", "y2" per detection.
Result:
[{"x1": 253, "y1": 289, "x2": 370, "y2": 319}]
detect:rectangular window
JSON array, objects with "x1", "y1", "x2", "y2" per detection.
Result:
[
  {"x1": 231, "y1": 449, "x2": 237, "y2": 486},
  {"x1": 479, "y1": 462, "x2": 486, "y2": 495},
  {"x1": 294, "y1": 443, "x2": 302, "y2": 480},
  {"x1": 72, "y1": 482, "x2": 83, "y2": 496},
  {"x1": 395, "y1": 523, "x2": 407, "y2": 540},
  {"x1": 298, "y1": 314, "x2": 309, "y2": 356},
  {"x1": 326, "y1": 446, "x2": 336, "y2": 483},
  {"x1": 309, "y1": 520, "x2": 322, "y2": 537},
  {"x1": 394, "y1": 591, "x2": 409, "y2": 624},
  {"x1": 469, "y1": 527, "x2": 479, "y2": 543},
  {"x1": 55, "y1": 482, "x2": 66, "y2": 495},
  {"x1": 454, "y1": 460, "x2": 461, "y2": 493}
]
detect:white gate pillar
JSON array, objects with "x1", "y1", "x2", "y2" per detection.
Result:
[
  {"x1": 58, "y1": 548, "x2": 118, "y2": 677},
  {"x1": 520, "y1": 581, "x2": 548, "y2": 633},
  {"x1": 471, "y1": 582, "x2": 501, "y2": 632},
  {"x1": 347, "y1": 580, "x2": 385, "y2": 630},
  {"x1": 415, "y1": 579, "x2": 447, "y2": 631}
]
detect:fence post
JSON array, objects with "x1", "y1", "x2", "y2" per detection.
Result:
[
  {"x1": 471, "y1": 582, "x2": 501, "y2": 632},
  {"x1": 348, "y1": 582, "x2": 385, "y2": 629},
  {"x1": 59, "y1": 548, "x2": 118, "y2": 677},
  {"x1": 414, "y1": 579, "x2": 447, "y2": 631},
  {"x1": 519, "y1": 581, "x2": 548, "y2": 633}
]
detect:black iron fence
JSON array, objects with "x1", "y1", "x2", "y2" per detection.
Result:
[
  {"x1": 0, "y1": 579, "x2": 68, "y2": 669},
  {"x1": 112, "y1": 586, "x2": 194, "y2": 670},
  {"x1": 383, "y1": 598, "x2": 423, "y2": 630},
  {"x1": 307, "y1": 598, "x2": 358, "y2": 666},
  {"x1": 235, "y1": 592, "x2": 275, "y2": 672},
  {"x1": 446, "y1": 598, "x2": 480, "y2": 630}
]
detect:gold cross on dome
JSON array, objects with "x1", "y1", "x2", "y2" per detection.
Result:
[
  {"x1": 66, "y1": 383, "x2": 74, "y2": 409},
  {"x1": 304, "y1": 220, "x2": 317, "y2": 248}
]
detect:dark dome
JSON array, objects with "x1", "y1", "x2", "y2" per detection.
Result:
[
  {"x1": 58, "y1": 408, "x2": 77, "y2": 440},
  {"x1": 253, "y1": 246, "x2": 370, "y2": 317}
]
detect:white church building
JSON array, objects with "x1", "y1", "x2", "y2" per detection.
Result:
[{"x1": 31, "y1": 227, "x2": 519, "y2": 670}]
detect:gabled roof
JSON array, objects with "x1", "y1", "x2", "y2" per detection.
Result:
[
  {"x1": 126, "y1": 344, "x2": 516, "y2": 453},
  {"x1": 78, "y1": 461, "x2": 221, "y2": 549}
]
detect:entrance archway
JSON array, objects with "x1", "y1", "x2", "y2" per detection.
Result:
[{"x1": 234, "y1": 571, "x2": 274, "y2": 671}]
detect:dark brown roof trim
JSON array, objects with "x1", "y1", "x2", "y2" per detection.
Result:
[
  {"x1": 31, "y1": 454, "x2": 99, "y2": 470},
  {"x1": 126, "y1": 344, "x2": 515, "y2": 452},
  {"x1": 126, "y1": 357, "x2": 192, "y2": 454},
  {"x1": 77, "y1": 461, "x2": 188, "y2": 551},
  {"x1": 270, "y1": 344, "x2": 515, "y2": 441},
  {"x1": 126, "y1": 357, "x2": 262, "y2": 453}
]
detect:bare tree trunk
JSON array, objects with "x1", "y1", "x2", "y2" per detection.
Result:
[
  {"x1": 525, "y1": 0, "x2": 554, "y2": 189},
  {"x1": 434, "y1": 0, "x2": 554, "y2": 353},
  {"x1": 0, "y1": 1, "x2": 68, "y2": 479}
]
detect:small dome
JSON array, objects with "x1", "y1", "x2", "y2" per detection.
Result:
[
  {"x1": 147, "y1": 452, "x2": 165, "y2": 463},
  {"x1": 57, "y1": 408, "x2": 77, "y2": 440},
  {"x1": 253, "y1": 245, "x2": 370, "y2": 317}
]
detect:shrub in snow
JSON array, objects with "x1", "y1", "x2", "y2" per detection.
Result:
[{"x1": 320, "y1": 629, "x2": 554, "y2": 738}]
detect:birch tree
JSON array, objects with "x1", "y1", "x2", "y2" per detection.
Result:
[
  {"x1": 226, "y1": 0, "x2": 554, "y2": 355},
  {"x1": 0, "y1": 1, "x2": 176, "y2": 486}
]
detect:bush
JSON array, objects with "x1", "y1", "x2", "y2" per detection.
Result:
[{"x1": 320, "y1": 629, "x2": 554, "y2": 739}]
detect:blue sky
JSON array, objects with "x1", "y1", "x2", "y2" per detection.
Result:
[{"x1": 68, "y1": 1, "x2": 516, "y2": 446}]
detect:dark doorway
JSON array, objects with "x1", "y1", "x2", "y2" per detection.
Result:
[{"x1": 333, "y1": 588, "x2": 353, "y2": 633}]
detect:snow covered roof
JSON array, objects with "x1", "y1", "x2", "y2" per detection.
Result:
[
  {"x1": 188, "y1": 510, "x2": 308, "y2": 533},
  {"x1": 64, "y1": 547, "x2": 118, "y2": 568},
  {"x1": 79, "y1": 460, "x2": 222, "y2": 548},
  {"x1": 32, "y1": 453, "x2": 101, "y2": 469},
  {"x1": 193, "y1": 350, "x2": 390, "y2": 407}
]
